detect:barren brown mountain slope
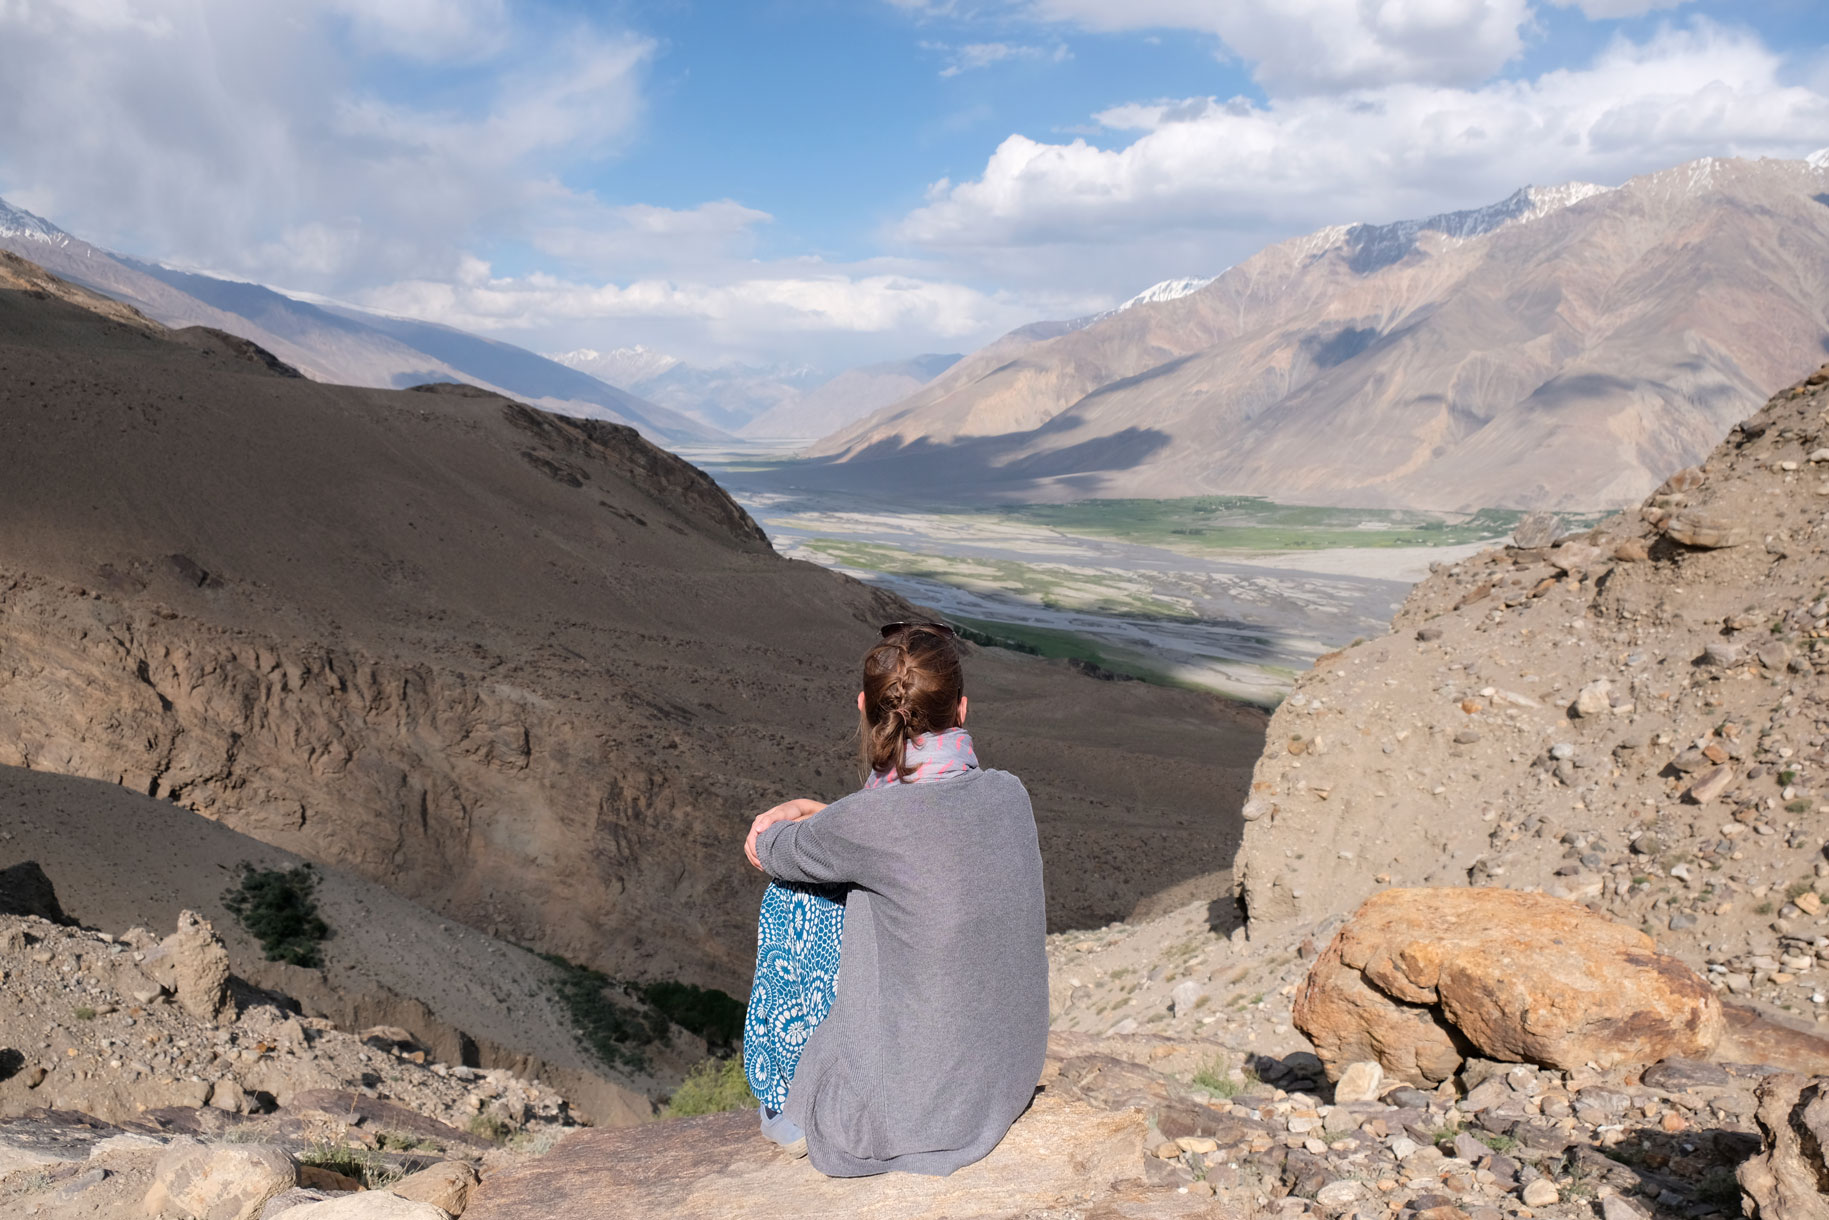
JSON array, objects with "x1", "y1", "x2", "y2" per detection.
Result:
[
  {"x1": 807, "y1": 155, "x2": 1829, "y2": 511},
  {"x1": 1234, "y1": 358, "x2": 1829, "y2": 1028},
  {"x1": 0, "y1": 258, "x2": 1263, "y2": 1003}
]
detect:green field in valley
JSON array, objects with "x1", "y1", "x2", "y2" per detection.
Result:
[{"x1": 989, "y1": 497, "x2": 1540, "y2": 552}]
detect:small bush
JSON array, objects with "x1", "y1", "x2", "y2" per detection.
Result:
[
  {"x1": 664, "y1": 1057, "x2": 754, "y2": 1117},
  {"x1": 466, "y1": 1113, "x2": 514, "y2": 1143},
  {"x1": 222, "y1": 864, "x2": 331, "y2": 967},
  {"x1": 1786, "y1": 800, "x2": 1812, "y2": 814},
  {"x1": 72, "y1": 1006, "x2": 96, "y2": 1021},
  {"x1": 1422, "y1": 1119, "x2": 1462, "y2": 1146},
  {"x1": 540, "y1": 955, "x2": 669, "y2": 1073},
  {"x1": 298, "y1": 1141, "x2": 398, "y2": 1189},
  {"x1": 1192, "y1": 1060, "x2": 1240, "y2": 1098},
  {"x1": 506, "y1": 1128, "x2": 563, "y2": 1156},
  {"x1": 640, "y1": 981, "x2": 744, "y2": 1052}
]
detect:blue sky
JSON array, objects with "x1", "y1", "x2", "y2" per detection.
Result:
[{"x1": 2, "y1": 0, "x2": 1827, "y2": 369}]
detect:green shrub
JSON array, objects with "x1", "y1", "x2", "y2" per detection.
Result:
[
  {"x1": 664, "y1": 1057, "x2": 754, "y2": 1117},
  {"x1": 72, "y1": 1006, "x2": 95, "y2": 1021},
  {"x1": 222, "y1": 864, "x2": 331, "y2": 967},
  {"x1": 297, "y1": 1141, "x2": 398, "y2": 1189},
  {"x1": 639, "y1": 981, "x2": 744, "y2": 1051},
  {"x1": 540, "y1": 954, "x2": 669, "y2": 1072}
]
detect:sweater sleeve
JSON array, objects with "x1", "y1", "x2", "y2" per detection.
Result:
[{"x1": 755, "y1": 796, "x2": 890, "y2": 888}]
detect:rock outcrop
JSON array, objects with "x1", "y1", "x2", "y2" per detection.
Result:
[
  {"x1": 465, "y1": 1091, "x2": 1154, "y2": 1220},
  {"x1": 140, "y1": 910, "x2": 235, "y2": 1027},
  {"x1": 1295, "y1": 889, "x2": 1722, "y2": 1082},
  {"x1": 143, "y1": 1138, "x2": 298, "y2": 1220},
  {"x1": 1737, "y1": 1073, "x2": 1829, "y2": 1220},
  {"x1": 1233, "y1": 360, "x2": 1829, "y2": 1048}
]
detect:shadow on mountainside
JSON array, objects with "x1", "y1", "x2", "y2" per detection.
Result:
[{"x1": 767, "y1": 424, "x2": 1175, "y2": 503}]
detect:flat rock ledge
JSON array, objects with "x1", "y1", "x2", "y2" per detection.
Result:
[{"x1": 464, "y1": 1091, "x2": 1204, "y2": 1220}]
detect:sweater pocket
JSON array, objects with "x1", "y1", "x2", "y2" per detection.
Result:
[{"x1": 805, "y1": 1054, "x2": 888, "y2": 1163}]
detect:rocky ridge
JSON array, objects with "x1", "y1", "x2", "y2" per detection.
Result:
[
  {"x1": 1235, "y1": 359, "x2": 1829, "y2": 1043},
  {"x1": 798, "y1": 154, "x2": 1829, "y2": 511}
]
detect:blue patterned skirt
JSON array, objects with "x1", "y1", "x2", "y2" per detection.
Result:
[{"x1": 742, "y1": 880, "x2": 846, "y2": 1109}]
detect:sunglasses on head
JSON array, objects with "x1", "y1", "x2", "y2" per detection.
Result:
[{"x1": 879, "y1": 621, "x2": 956, "y2": 640}]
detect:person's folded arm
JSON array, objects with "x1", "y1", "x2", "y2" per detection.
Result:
[{"x1": 755, "y1": 797, "x2": 890, "y2": 888}]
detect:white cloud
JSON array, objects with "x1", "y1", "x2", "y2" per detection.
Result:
[
  {"x1": 1029, "y1": 0, "x2": 1533, "y2": 92},
  {"x1": 1545, "y1": 0, "x2": 1693, "y2": 18},
  {"x1": 923, "y1": 39, "x2": 1071, "y2": 76},
  {"x1": 319, "y1": 0, "x2": 510, "y2": 60},
  {"x1": 530, "y1": 199, "x2": 774, "y2": 273},
  {"x1": 352, "y1": 260, "x2": 1051, "y2": 365},
  {"x1": 898, "y1": 21, "x2": 1829, "y2": 266},
  {"x1": 0, "y1": 0, "x2": 652, "y2": 290}
]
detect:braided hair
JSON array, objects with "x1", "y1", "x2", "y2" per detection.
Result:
[{"x1": 860, "y1": 626, "x2": 965, "y2": 782}]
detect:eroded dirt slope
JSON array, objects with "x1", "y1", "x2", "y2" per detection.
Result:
[{"x1": 0, "y1": 262, "x2": 1262, "y2": 1006}]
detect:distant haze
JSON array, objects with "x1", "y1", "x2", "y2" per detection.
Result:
[{"x1": 554, "y1": 347, "x2": 962, "y2": 440}]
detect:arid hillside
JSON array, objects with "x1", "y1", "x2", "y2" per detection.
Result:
[
  {"x1": 1235, "y1": 357, "x2": 1829, "y2": 1027},
  {"x1": 805, "y1": 155, "x2": 1829, "y2": 512},
  {"x1": 0, "y1": 253, "x2": 1263, "y2": 1004}
]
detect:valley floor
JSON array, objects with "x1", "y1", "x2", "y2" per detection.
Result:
[{"x1": 691, "y1": 442, "x2": 1513, "y2": 703}]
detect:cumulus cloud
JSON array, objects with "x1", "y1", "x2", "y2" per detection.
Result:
[
  {"x1": 898, "y1": 20, "x2": 1829, "y2": 267},
  {"x1": 0, "y1": 0, "x2": 651, "y2": 290}
]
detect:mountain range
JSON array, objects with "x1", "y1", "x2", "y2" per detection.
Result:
[
  {"x1": 552, "y1": 346, "x2": 962, "y2": 439},
  {"x1": 803, "y1": 153, "x2": 1829, "y2": 512},
  {"x1": 0, "y1": 198, "x2": 719, "y2": 445}
]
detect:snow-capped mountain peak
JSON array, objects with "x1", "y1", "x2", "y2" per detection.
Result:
[
  {"x1": 1809, "y1": 147, "x2": 1829, "y2": 171},
  {"x1": 1118, "y1": 276, "x2": 1215, "y2": 311},
  {"x1": 1091, "y1": 275, "x2": 1217, "y2": 323},
  {"x1": 0, "y1": 196, "x2": 76, "y2": 252},
  {"x1": 1338, "y1": 180, "x2": 1611, "y2": 274},
  {"x1": 548, "y1": 345, "x2": 682, "y2": 388}
]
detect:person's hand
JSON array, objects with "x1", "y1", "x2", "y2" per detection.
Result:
[{"x1": 746, "y1": 798, "x2": 827, "y2": 870}]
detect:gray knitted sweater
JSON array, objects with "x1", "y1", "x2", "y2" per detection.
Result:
[{"x1": 755, "y1": 767, "x2": 1049, "y2": 1177}]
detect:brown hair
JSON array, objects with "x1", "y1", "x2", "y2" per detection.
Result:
[{"x1": 860, "y1": 627, "x2": 965, "y2": 781}]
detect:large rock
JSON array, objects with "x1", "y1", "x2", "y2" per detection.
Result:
[
  {"x1": 267, "y1": 1194, "x2": 453, "y2": 1219},
  {"x1": 143, "y1": 1138, "x2": 298, "y2": 1220},
  {"x1": 141, "y1": 910, "x2": 235, "y2": 1026},
  {"x1": 1737, "y1": 1074, "x2": 1829, "y2": 1220},
  {"x1": 389, "y1": 1161, "x2": 478, "y2": 1214},
  {"x1": 1294, "y1": 889, "x2": 1722, "y2": 1083},
  {"x1": 464, "y1": 1091, "x2": 1146, "y2": 1220},
  {"x1": 1716, "y1": 1004, "x2": 1829, "y2": 1076}
]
